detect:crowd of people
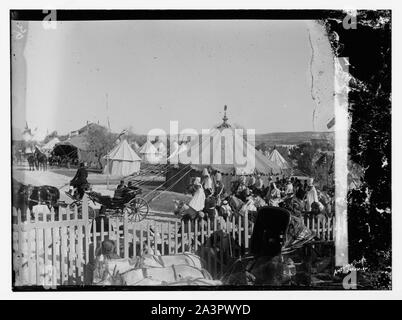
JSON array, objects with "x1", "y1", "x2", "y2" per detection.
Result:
[
  {"x1": 185, "y1": 168, "x2": 335, "y2": 220},
  {"x1": 48, "y1": 155, "x2": 80, "y2": 168}
]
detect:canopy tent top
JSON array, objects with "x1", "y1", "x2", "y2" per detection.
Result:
[
  {"x1": 171, "y1": 107, "x2": 283, "y2": 176},
  {"x1": 104, "y1": 139, "x2": 141, "y2": 162},
  {"x1": 267, "y1": 148, "x2": 291, "y2": 170}
]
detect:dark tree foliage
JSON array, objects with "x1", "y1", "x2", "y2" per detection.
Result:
[
  {"x1": 288, "y1": 143, "x2": 316, "y2": 176},
  {"x1": 86, "y1": 125, "x2": 115, "y2": 169},
  {"x1": 325, "y1": 11, "x2": 391, "y2": 281}
]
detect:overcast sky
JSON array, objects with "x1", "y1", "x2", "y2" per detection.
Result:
[{"x1": 13, "y1": 19, "x2": 335, "y2": 137}]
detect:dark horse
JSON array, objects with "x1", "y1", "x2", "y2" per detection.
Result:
[
  {"x1": 27, "y1": 154, "x2": 37, "y2": 171},
  {"x1": 34, "y1": 148, "x2": 48, "y2": 171},
  {"x1": 12, "y1": 179, "x2": 60, "y2": 220}
]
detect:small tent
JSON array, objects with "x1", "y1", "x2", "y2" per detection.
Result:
[
  {"x1": 42, "y1": 137, "x2": 60, "y2": 153},
  {"x1": 138, "y1": 140, "x2": 160, "y2": 164},
  {"x1": 267, "y1": 148, "x2": 291, "y2": 171},
  {"x1": 153, "y1": 140, "x2": 167, "y2": 158},
  {"x1": 103, "y1": 139, "x2": 141, "y2": 176},
  {"x1": 24, "y1": 146, "x2": 35, "y2": 155}
]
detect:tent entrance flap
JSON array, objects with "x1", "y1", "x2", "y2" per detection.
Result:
[{"x1": 52, "y1": 144, "x2": 78, "y2": 160}]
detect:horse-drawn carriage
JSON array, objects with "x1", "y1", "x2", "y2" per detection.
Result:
[{"x1": 65, "y1": 186, "x2": 150, "y2": 222}]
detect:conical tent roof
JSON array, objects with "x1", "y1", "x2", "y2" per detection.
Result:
[
  {"x1": 267, "y1": 148, "x2": 291, "y2": 170},
  {"x1": 138, "y1": 140, "x2": 158, "y2": 154},
  {"x1": 173, "y1": 127, "x2": 282, "y2": 175},
  {"x1": 105, "y1": 139, "x2": 141, "y2": 162},
  {"x1": 138, "y1": 140, "x2": 162, "y2": 164}
]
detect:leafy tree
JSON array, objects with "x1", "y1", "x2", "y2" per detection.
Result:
[
  {"x1": 86, "y1": 126, "x2": 115, "y2": 169},
  {"x1": 325, "y1": 10, "x2": 391, "y2": 287},
  {"x1": 313, "y1": 151, "x2": 334, "y2": 189},
  {"x1": 289, "y1": 143, "x2": 316, "y2": 176}
]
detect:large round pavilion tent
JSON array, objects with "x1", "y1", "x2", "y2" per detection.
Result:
[{"x1": 165, "y1": 106, "x2": 283, "y2": 193}]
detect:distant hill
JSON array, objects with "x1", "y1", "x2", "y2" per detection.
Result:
[
  {"x1": 128, "y1": 131, "x2": 335, "y2": 148},
  {"x1": 255, "y1": 131, "x2": 335, "y2": 146}
]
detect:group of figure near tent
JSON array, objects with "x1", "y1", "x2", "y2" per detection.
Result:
[{"x1": 180, "y1": 167, "x2": 334, "y2": 222}]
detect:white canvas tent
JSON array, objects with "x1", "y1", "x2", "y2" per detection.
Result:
[
  {"x1": 169, "y1": 121, "x2": 282, "y2": 176},
  {"x1": 165, "y1": 107, "x2": 282, "y2": 194},
  {"x1": 138, "y1": 140, "x2": 160, "y2": 164},
  {"x1": 153, "y1": 140, "x2": 167, "y2": 158},
  {"x1": 103, "y1": 139, "x2": 141, "y2": 176},
  {"x1": 24, "y1": 146, "x2": 35, "y2": 154},
  {"x1": 42, "y1": 137, "x2": 60, "y2": 153},
  {"x1": 168, "y1": 141, "x2": 188, "y2": 159},
  {"x1": 267, "y1": 148, "x2": 291, "y2": 171}
]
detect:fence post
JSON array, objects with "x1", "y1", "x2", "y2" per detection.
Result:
[
  {"x1": 82, "y1": 194, "x2": 90, "y2": 284},
  {"x1": 244, "y1": 211, "x2": 249, "y2": 250},
  {"x1": 123, "y1": 210, "x2": 129, "y2": 258}
]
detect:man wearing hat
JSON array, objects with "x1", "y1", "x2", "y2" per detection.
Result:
[
  {"x1": 235, "y1": 175, "x2": 248, "y2": 195},
  {"x1": 213, "y1": 172, "x2": 225, "y2": 205},
  {"x1": 69, "y1": 162, "x2": 89, "y2": 199},
  {"x1": 219, "y1": 199, "x2": 233, "y2": 219},
  {"x1": 247, "y1": 175, "x2": 256, "y2": 188},
  {"x1": 254, "y1": 174, "x2": 265, "y2": 197},
  {"x1": 305, "y1": 178, "x2": 318, "y2": 211},
  {"x1": 285, "y1": 178, "x2": 294, "y2": 195}
]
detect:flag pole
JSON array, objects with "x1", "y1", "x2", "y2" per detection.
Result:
[
  {"x1": 106, "y1": 93, "x2": 110, "y2": 190},
  {"x1": 106, "y1": 129, "x2": 127, "y2": 190}
]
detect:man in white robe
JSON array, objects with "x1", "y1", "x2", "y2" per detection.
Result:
[
  {"x1": 305, "y1": 178, "x2": 318, "y2": 211},
  {"x1": 188, "y1": 177, "x2": 206, "y2": 211},
  {"x1": 285, "y1": 179, "x2": 294, "y2": 195}
]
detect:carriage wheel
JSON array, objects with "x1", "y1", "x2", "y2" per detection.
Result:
[{"x1": 125, "y1": 197, "x2": 149, "y2": 222}]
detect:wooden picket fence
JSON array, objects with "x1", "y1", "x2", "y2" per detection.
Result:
[{"x1": 12, "y1": 195, "x2": 335, "y2": 287}]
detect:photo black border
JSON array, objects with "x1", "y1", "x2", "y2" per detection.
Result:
[{"x1": 10, "y1": 9, "x2": 392, "y2": 292}]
